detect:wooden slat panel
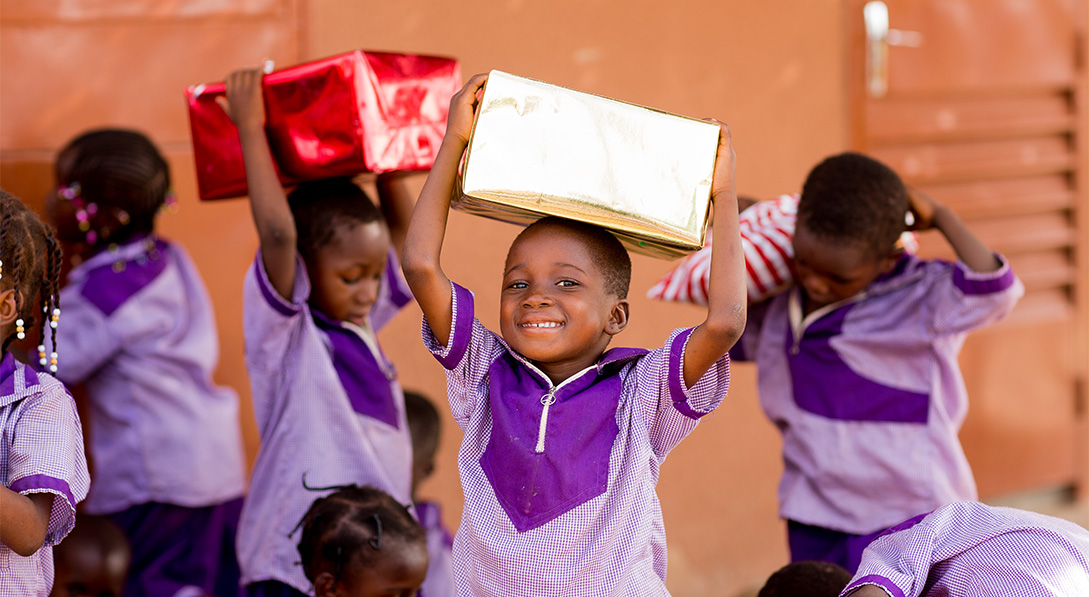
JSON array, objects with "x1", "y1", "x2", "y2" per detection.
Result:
[
  {"x1": 920, "y1": 176, "x2": 1075, "y2": 219},
  {"x1": 1008, "y1": 251, "x2": 1077, "y2": 292},
  {"x1": 914, "y1": 212, "x2": 1074, "y2": 257},
  {"x1": 868, "y1": 93, "x2": 1074, "y2": 143},
  {"x1": 872, "y1": 136, "x2": 1074, "y2": 185}
]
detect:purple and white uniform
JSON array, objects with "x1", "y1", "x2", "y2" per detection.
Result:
[
  {"x1": 733, "y1": 254, "x2": 1023, "y2": 535},
  {"x1": 416, "y1": 500, "x2": 455, "y2": 597},
  {"x1": 423, "y1": 283, "x2": 731, "y2": 597},
  {"x1": 57, "y1": 236, "x2": 246, "y2": 514},
  {"x1": 843, "y1": 501, "x2": 1089, "y2": 596},
  {"x1": 238, "y1": 252, "x2": 414, "y2": 593},
  {"x1": 1, "y1": 352, "x2": 90, "y2": 594}
]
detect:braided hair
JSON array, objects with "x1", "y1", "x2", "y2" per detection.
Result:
[
  {"x1": 295, "y1": 482, "x2": 425, "y2": 587},
  {"x1": 55, "y1": 128, "x2": 171, "y2": 248},
  {"x1": 0, "y1": 190, "x2": 62, "y2": 368}
]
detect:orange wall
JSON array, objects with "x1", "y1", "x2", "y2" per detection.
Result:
[{"x1": 0, "y1": 1, "x2": 849, "y2": 594}]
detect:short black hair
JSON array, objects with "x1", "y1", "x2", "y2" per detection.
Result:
[
  {"x1": 797, "y1": 152, "x2": 908, "y2": 258},
  {"x1": 56, "y1": 128, "x2": 170, "y2": 243},
  {"x1": 0, "y1": 190, "x2": 62, "y2": 359},
  {"x1": 758, "y1": 561, "x2": 852, "y2": 597},
  {"x1": 404, "y1": 390, "x2": 441, "y2": 460},
  {"x1": 296, "y1": 485, "x2": 424, "y2": 585},
  {"x1": 288, "y1": 177, "x2": 385, "y2": 257},
  {"x1": 513, "y1": 217, "x2": 632, "y2": 298}
]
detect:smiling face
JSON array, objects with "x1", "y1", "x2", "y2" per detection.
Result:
[
  {"x1": 792, "y1": 222, "x2": 898, "y2": 313},
  {"x1": 306, "y1": 219, "x2": 391, "y2": 326},
  {"x1": 500, "y1": 224, "x2": 629, "y2": 384}
]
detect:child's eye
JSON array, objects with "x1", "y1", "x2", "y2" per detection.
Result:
[
  {"x1": 341, "y1": 274, "x2": 364, "y2": 284},
  {"x1": 507, "y1": 281, "x2": 528, "y2": 290},
  {"x1": 558, "y1": 279, "x2": 579, "y2": 288}
]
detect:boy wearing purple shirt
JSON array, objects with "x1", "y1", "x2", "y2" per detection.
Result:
[
  {"x1": 402, "y1": 75, "x2": 746, "y2": 596},
  {"x1": 843, "y1": 501, "x2": 1089, "y2": 596},
  {"x1": 731, "y1": 154, "x2": 1023, "y2": 572}
]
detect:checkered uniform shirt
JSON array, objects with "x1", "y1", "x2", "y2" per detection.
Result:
[
  {"x1": 0, "y1": 352, "x2": 90, "y2": 594},
  {"x1": 423, "y1": 282, "x2": 730, "y2": 596}
]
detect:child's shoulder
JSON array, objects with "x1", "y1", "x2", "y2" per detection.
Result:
[{"x1": 72, "y1": 237, "x2": 177, "y2": 316}]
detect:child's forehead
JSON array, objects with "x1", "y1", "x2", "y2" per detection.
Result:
[{"x1": 508, "y1": 223, "x2": 602, "y2": 261}]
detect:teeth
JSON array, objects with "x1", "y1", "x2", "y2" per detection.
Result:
[{"x1": 522, "y1": 322, "x2": 562, "y2": 328}]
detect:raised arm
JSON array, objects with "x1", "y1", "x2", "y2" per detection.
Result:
[
  {"x1": 218, "y1": 68, "x2": 298, "y2": 301},
  {"x1": 0, "y1": 487, "x2": 54, "y2": 557},
  {"x1": 401, "y1": 74, "x2": 488, "y2": 347},
  {"x1": 376, "y1": 171, "x2": 425, "y2": 259},
  {"x1": 908, "y1": 186, "x2": 1000, "y2": 272},
  {"x1": 680, "y1": 122, "x2": 747, "y2": 387}
]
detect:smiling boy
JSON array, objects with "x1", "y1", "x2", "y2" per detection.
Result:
[{"x1": 401, "y1": 74, "x2": 746, "y2": 596}]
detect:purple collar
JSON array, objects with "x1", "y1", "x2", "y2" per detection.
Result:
[
  {"x1": 480, "y1": 343, "x2": 647, "y2": 532},
  {"x1": 0, "y1": 351, "x2": 40, "y2": 407},
  {"x1": 310, "y1": 309, "x2": 400, "y2": 428}
]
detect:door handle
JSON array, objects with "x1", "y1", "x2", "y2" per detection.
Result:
[{"x1": 864, "y1": 1, "x2": 923, "y2": 98}]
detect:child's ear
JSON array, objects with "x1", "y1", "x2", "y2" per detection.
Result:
[
  {"x1": 313, "y1": 571, "x2": 338, "y2": 597},
  {"x1": 605, "y1": 298, "x2": 630, "y2": 336},
  {"x1": 0, "y1": 289, "x2": 19, "y2": 327}
]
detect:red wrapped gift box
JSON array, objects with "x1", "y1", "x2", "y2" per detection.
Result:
[{"x1": 186, "y1": 50, "x2": 461, "y2": 200}]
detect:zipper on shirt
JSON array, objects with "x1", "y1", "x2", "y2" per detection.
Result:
[
  {"x1": 523, "y1": 362, "x2": 597, "y2": 454},
  {"x1": 788, "y1": 288, "x2": 866, "y2": 355}
]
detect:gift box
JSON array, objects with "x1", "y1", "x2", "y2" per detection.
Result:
[
  {"x1": 186, "y1": 51, "x2": 461, "y2": 200},
  {"x1": 454, "y1": 70, "x2": 720, "y2": 259}
]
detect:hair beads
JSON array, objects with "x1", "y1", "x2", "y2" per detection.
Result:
[{"x1": 14, "y1": 318, "x2": 24, "y2": 340}]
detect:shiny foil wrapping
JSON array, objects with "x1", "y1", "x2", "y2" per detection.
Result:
[
  {"x1": 454, "y1": 70, "x2": 720, "y2": 259},
  {"x1": 187, "y1": 51, "x2": 461, "y2": 200}
]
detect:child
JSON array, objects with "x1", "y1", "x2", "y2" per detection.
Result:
[
  {"x1": 729, "y1": 153, "x2": 1024, "y2": 572},
  {"x1": 841, "y1": 501, "x2": 1089, "y2": 596},
  {"x1": 51, "y1": 515, "x2": 132, "y2": 597},
  {"x1": 403, "y1": 391, "x2": 454, "y2": 597},
  {"x1": 401, "y1": 74, "x2": 746, "y2": 595},
  {"x1": 0, "y1": 190, "x2": 90, "y2": 593},
  {"x1": 758, "y1": 561, "x2": 851, "y2": 597},
  {"x1": 220, "y1": 67, "x2": 420, "y2": 596},
  {"x1": 50, "y1": 128, "x2": 247, "y2": 597},
  {"x1": 296, "y1": 485, "x2": 429, "y2": 597}
]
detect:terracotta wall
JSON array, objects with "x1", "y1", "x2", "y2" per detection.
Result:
[{"x1": 1, "y1": 1, "x2": 847, "y2": 594}]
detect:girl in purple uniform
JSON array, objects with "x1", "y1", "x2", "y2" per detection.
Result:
[
  {"x1": 221, "y1": 68, "x2": 420, "y2": 596},
  {"x1": 50, "y1": 129, "x2": 246, "y2": 597},
  {"x1": 0, "y1": 190, "x2": 90, "y2": 594}
]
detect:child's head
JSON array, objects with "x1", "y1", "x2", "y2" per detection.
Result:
[
  {"x1": 794, "y1": 152, "x2": 909, "y2": 309},
  {"x1": 52, "y1": 129, "x2": 171, "y2": 255},
  {"x1": 500, "y1": 217, "x2": 631, "y2": 381},
  {"x1": 757, "y1": 561, "x2": 852, "y2": 597},
  {"x1": 404, "y1": 391, "x2": 441, "y2": 498},
  {"x1": 297, "y1": 485, "x2": 428, "y2": 597},
  {"x1": 50, "y1": 514, "x2": 132, "y2": 597},
  {"x1": 288, "y1": 178, "x2": 390, "y2": 325},
  {"x1": 0, "y1": 190, "x2": 62, "y2": 367}
]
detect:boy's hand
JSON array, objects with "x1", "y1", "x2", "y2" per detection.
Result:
[
  {"x1": 217, "y1": 68, "x2": 266, "y2": 133},
  {"x1": 707, "y1": 120, "x2": 736, "y2": 201},
  {"x1": 444, "y1": 73, "x2": 489, "y2": 147},
  {"x1": 906, "y1": 185, "x2": 940, "y2": 230}
]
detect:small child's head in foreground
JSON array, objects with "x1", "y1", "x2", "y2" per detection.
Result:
[
  {"x1": 404, "y1": 391, "x2": 441, "y2": 500},
  {"x1": 52, "y1": 129, "x2": 171, "y2": 260},
  {"x1": 51, "y1": 514, "x2": 132, "y2": 597},
  {"x1": 297, "y1": 485, "x2": 428, "y2": 597},
  {"x1": 0, "y1": 190, "x2": 62, "y2": 366},
  {"x1": 794, "y1": 153, "x2": 909, "y2": 310},
  {"x1": 758, "y1": 560, "x2": 852, "y2": 597},
  {"x1": 500, "y1": 217, "x2": 632, "y2": 382},
  {"x1": 289, "y1": 178, "x2": 390, "y2": 325}
]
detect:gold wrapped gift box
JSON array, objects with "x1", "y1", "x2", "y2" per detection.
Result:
[{"x1": 454, "y1": 70, "x2": 721, "y2": 259}]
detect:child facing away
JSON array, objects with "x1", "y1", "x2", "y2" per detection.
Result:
[
  {"x1": 401, "y1": 74, "x2": 747, "y2": 596},
  {"x1": 51, "y1": 514, "x2": 131, "y2": 597},
  {"x1": 49, "y1": 129, "x2": 247, "y2": 597},
  {"x1": 295, "y1": 485, "x2": 429, "y2": 597},
  {"x1": 729, "y1": 153, "x2": 1024, "y2": 572},
  {"x1": 0, "y1": 190, "x2": 90, "y2": 594},
  {"x1": 403, "y1": 391, "x2": 455, "y2": 597},
  {"x1": 220, "y1": 67, "x2": 421, "y2": 596}
]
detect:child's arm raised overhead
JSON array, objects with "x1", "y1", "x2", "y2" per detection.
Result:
[
  {"x1": 680, "y1": 122, "x2": 747, "y2": 388},
  {"x1": 219, "y1": 68, "x2": 298, "y2": 301},
  {"x1": 908, "y1": 186, "x2": 1000, "y2": 273},
  {"x1": 376, "y1": 171, "x2": 424, "y2": 260},
  {"x1": 401, "y1": 74, "x2": 488, "y2": 347}
]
